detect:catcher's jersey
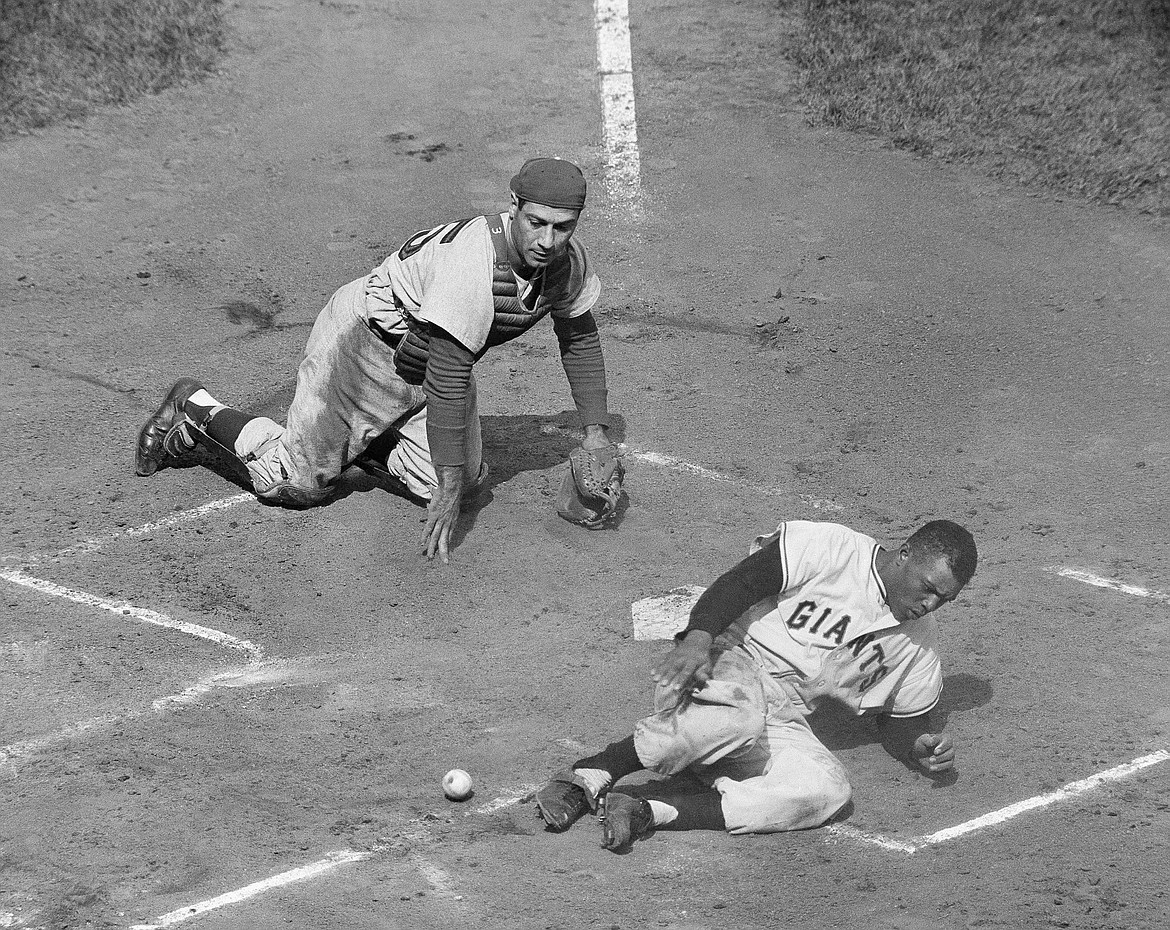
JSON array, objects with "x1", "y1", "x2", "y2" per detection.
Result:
[
  {"x1": 364, "y1": 213, "x2": 601, "y2": 354},
  {"x1": 722, "y1": 521, "x2": 943, "y2": 719}
]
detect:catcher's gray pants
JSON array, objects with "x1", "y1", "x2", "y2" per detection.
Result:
[
  {"x1": 633, "y1": 646, "x2": 852, "y2": 834},
  {"x1": 233, "y1": 277, "x2": 482, "y2": 505}
]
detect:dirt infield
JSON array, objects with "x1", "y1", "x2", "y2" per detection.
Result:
[{"x1": 1, "y1": 1, "x2": 1167, "y2": 928}]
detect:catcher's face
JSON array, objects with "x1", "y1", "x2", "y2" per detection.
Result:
[
  {"x1": 508, "y1": 197, "x2": 580, "y2": 271},
  {"x1": 882, "y1": 547, "x2": 964, "y2": 624}
]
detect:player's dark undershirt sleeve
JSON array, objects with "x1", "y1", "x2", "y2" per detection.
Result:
[
  {"x1": 683, "y1": 539, "x2": 787, "y2": 638},
  {"x1": 423, "y1": 327, "x2": 476, "y2": 468},
  {"x1": 553, "y1": 312, "x2": 609, "y2": 427}
]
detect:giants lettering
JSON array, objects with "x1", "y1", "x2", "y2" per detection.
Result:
[{"x1": 786, "y1": 600, "x2": 852, "y2": 645}]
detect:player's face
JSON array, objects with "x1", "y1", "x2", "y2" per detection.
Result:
[
  {"x1": 508, "y1": 199, "x2": 580, "y2": 270},
  {"x1": 883, "y1": 548, "x2": 964, "y2": 624}
]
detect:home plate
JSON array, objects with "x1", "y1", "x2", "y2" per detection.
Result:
[{"x1": 630, "y1": 586, "x2": 706, "y2": 640}]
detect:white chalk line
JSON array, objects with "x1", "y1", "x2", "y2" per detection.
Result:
[
  {"x1": 129, "y1": 806, "x2": 502, "y2": 929},
  {"x1": 595, "y1": 0, "x2": 642, "y2": 212},
  {"x1": 39, "y1": 493, "x2": 256, "y2": 564},
  {"x1": 918, "y1": 749, "x2": 1170, "y2": 846},
  {"x1": 0, "y1": 663, "x2": 262, "y2": 772},
  {"x1": 828, "y1": 749, "x2": 1170, "y2": 854},
  {"x1": 539, "y1": 425, "x2": 844, "y2": 510},
  {"x1": 0, "y1": 569, "x2": 262, "y2": 659},
  {"x1": 1045, "y1": 566, "x2": 1169, "y2": 603},
  {"x1": 0, "y1": 569, "x2": 264, "y2": 771},
  {"x1": 129, "y1": 848, "x2": 374, "y2": 929},
  {"x1": 470, "y1": 784, "x2": 541, "y2": 815},
  {"x1": 826, "y1": 823, "x2": 920, "y2": 854},
  {"x1": 128, "y1": 788, "x2": 539, "y2": 928}
]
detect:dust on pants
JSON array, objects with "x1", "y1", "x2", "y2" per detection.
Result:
[
  {"x1": 633, "y1": 645, "x2": 852, "y2": 834},
  {"x1": 233, "y1": 277, "x2": 482, "y2": 504}
]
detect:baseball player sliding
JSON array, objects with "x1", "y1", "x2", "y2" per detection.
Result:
[
  {"x1": 134, "y1": 158, "x2": 624, "y2": 561},
  {"x1": 536, "y1": 519, "x2": 977, "y2": 850}
]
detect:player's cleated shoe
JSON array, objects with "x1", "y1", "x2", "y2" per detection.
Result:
[
  {"x1": 535, "y1": 770, "x2": 596, "y2": 832},
  {"x1": 135, "y1": 377, "x2": 204, "y2": 476},
  {"x1": 599, "y1": 792, "x2": 654, "y2": 852}
]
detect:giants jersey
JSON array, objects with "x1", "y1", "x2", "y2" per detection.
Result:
[
  {"x1": 723, "y1": 521, "x2": 943, "y2": 719},
  {"x1": 364, "y1": 213, "x2": 601, "y2": 353}
]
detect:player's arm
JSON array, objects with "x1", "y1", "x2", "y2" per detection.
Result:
[
  {"x1": 651, "y1": 540, "x2": 787, "y2": 694},
  {"x1": 421, "y1": 327, "x2": 476, "y2": 563},
  {"x1": 552, "y1": 312, "x2": 611, "y2": 449},
  {"x1": 875, "y1": 712, "x2": 956, "y2": 777}
]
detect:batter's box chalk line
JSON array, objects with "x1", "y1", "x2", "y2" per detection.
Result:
[{"x1": 0, "y1": 568, "x2": 264, "y2": 771}]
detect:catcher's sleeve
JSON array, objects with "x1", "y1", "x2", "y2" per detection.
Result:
[
  {"x1": 422, "y1": 327, "x2": 475, "y2": 467},
  {"x1": 553, "y1": 312, "x2": 609, "y2": 427}
]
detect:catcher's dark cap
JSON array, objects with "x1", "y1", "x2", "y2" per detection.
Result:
[{"x1": 510, "y1": 157, "x2": 587, "y2": 211}]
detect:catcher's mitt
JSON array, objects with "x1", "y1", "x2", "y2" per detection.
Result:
[{"x1": 557, "y1": 444, "x2": 624, "y2": 529}]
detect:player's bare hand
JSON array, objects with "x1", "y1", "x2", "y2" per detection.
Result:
[
  {"x1": 422, "y1": 468, "x2": 464, "y2": 563},
  {"x1": 911, "y1": 732, "x2": 955, "y2": 774},
  {"x1": 651, "y1": 631, "x2": 714, "y2": 695},
  {"x1": 580, "y1": 423, "x2": 612, "y2": 452}
]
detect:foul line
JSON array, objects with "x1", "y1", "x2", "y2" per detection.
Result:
[
  {"x1": 829, "y1": 749, "x2": 1170, "y2": 854},
  {"x1": 595, "y1": 0, "x2": 642, "y2": 212},
  {"x1": 1045, "y1": 566, "x2": 1169, "y2": 603}
]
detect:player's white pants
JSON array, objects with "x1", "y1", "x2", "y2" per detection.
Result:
[
  {"x1": 633, "y1": 646, "x2": 852, "y2": 834},
  {"x1": 232, "y1": 277, "x2": 482, "y2": 504}
]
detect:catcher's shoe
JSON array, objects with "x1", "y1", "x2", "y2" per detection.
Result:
[
  {"x1": 535, "y1": 770, "x2": 596, "y2": 832},
  {"x1": 135, "y1": 377, "x2": 205, "y2": 476},
  {"x1": 599, "y1": 792, "x2": 654, "y2": 852}
]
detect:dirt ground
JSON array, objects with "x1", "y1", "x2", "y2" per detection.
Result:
[{"x1": 1, "y1": 1, "x2": 1167, "y2": 928}]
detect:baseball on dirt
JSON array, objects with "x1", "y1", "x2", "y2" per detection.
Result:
[{"x1": 442, "y1": 768, "x2": 474, "y2": 801}]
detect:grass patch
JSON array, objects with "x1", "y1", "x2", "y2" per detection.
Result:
[
  {"x1": 0, "y1": 0, "x2": 227, "y2": 136},
  {"x1": 793, "y1": 0, "x2": 1170, "y2": 214}
]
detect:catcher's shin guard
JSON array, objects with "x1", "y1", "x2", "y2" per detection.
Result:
[{"x1": 135, "y1": 378, "x2": 205, "y2": 476}]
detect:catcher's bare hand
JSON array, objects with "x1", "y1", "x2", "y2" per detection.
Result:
[
  {"x1": 911, "y1": 732, "x2": 955, "y2": 774},
  {"x1": 422, "y1": 467, "x2": 464, "y2": 563},
  {"x1": 651, "y1": 631, "x2": 714, "y2": 695}
]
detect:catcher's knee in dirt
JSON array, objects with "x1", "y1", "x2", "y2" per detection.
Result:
[{"x1": 254, "y1": 481, "x2": 333, "y2": 509}]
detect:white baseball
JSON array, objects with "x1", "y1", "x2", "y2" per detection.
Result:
[{"x1": 442, "y1": 768, "x2": 473, "y2": 801}]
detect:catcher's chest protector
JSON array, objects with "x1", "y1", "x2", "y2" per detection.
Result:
[{"x1": 392, "y1": 216, "x2": 562, "y2": 384}]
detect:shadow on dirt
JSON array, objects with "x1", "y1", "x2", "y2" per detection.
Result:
[
  {"x1": 809, "y1": 672, "x2": 994, "y2": 753},
  {"x1": 160, "y1": 411, "x2": 629, "y2": 546}
]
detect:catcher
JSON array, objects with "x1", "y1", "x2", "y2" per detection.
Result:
[{"x1": 134, "y1": 157, "x2": 624, "y2": 560}]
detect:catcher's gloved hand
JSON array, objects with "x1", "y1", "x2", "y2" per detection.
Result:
[{"x1": 557, "y1": 443, "x2": 625, "y2": 529}]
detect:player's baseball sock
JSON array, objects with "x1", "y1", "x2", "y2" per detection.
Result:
[
  {"x1": 535, "y1": 770, "x2": 597, "y2": 832},
  {"x1": 179, "y1": 389, "x2": 257, "y2": 451},
  {"x1": 573, "y1": 735, "x2": 642, "y2": 783},
  {"x1": 599, "y1": 792, "x2": 655, "y2": 852},
  {"x1": 636, "y1": 782, "x2": 727, "y2": 832},
  {"x1": 135, "y1": 378, "x2": 205, "y2": 476}
]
